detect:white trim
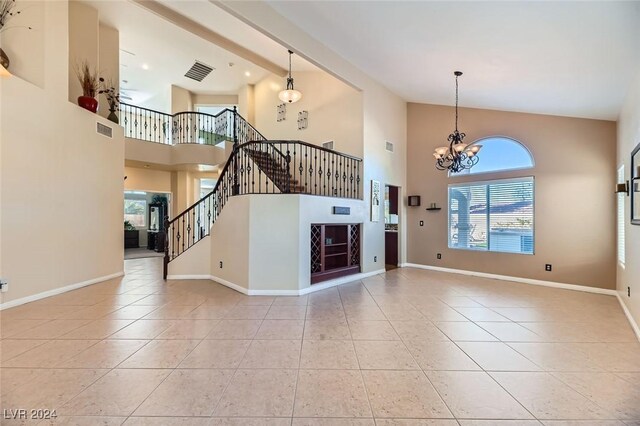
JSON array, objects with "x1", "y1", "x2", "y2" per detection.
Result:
[
  {"x1": 400, "y1": 263, "x2": 616, "y2": 296},
  {"x1": 0, "y1": 272, "x2": 125, "y2": 310},
  {"x1": 166, "y1": 275, "x2": 211, "y2": 280},
  {"x1": 616, "y1": 293, "x2": 640, "y2": 341},
  {"x1": 170, "y1": 269, "x2": 387, "y2": 296}
]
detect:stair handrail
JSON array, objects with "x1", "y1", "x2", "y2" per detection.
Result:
[{"x1": 163, "y1": 139, "x2": 363, "y2": 278}]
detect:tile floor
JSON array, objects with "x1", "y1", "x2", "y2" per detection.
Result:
[{"x1": 1, "y1": 257, "x2": 639, "y2": 425}]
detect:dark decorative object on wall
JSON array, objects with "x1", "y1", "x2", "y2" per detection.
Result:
[
  {"x1": 408, "y1": 195, "x2": 421, "y2": 207},
  {"x1": 298, "y1": 110, "x2": 308, "y2": 130},
  {"x1": 277, "y1": 103, "x2": 286, "y2": 122},
  {"x1": 631, "y1": 142, "x2": 640, "y2": 225},
  {"x1": 433, "y1": 71, "x2": 482, "y2": 172}
]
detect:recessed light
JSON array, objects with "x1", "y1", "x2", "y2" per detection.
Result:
[
  {"x1": 142, "y1": 63, "x2": 149, "y2": 70},
  {"x1": 244, "y1": 71, "x2": 251, "y2": 77}
]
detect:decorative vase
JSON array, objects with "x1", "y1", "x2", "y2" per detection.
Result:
[
  {"x1": 78, "y1": 96, "x2": 98, "y2": 113},
  {"x1": 0, "y1": 48, "x2": 10, "y2": 70},
  {"x1": 107, "y1": 108, "x2": 119, "y2": 124}
]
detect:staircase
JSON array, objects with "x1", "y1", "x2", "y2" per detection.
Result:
[{"x1": 118, "y1": 104, "x2": 364, "y2": 279}]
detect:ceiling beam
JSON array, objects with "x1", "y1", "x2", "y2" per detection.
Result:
[{"x1": 130, "y1": 0, "x2": 288, "y2": 77}]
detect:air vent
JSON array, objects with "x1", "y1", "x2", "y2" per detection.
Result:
[
  {"x1": 323, "y1": 140, "x2": 334, "y2": 150},
  {"x1": 385, "y1": 141, "x2": 394, "y2": 152},
  {"x1": 97, "y1": 122, "x2": 113, "y2": 138},
  {"x1": 184, "y1": 61, "x2": 214, "y2": 82}
]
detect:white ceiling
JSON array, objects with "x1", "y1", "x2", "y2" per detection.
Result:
[
  {"x1": 88, "y1": 1, "x2": 261, "y2": 108},
  {"x1": 85, "y1": 0, "x2": 315, "y2": 110},
  {"x1": 266, "y1": 1, "x2": 640, "y2": 120}
]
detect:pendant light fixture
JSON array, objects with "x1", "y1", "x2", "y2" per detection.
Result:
[
  {"x1": 433, "y1": 71, "x2": 481, "y2": 172},
  {"x1": 279, "y1": 50, "x2": 302, "y2": 103}
]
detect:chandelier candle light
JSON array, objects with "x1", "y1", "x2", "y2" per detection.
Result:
[
  {"x1": 279, "y1": 50, "x2": 302, "y2": 103},
  {"x1": 433, "y1": 71, "x2": 481, "y2": 172}
]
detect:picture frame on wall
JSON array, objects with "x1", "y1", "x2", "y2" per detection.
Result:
[
  {"x1": 371, "y1": 180, "x2": 381, "y2": 222},
  {"x1": 632, "y1": 142, "x2": 640, "y2": 225}
]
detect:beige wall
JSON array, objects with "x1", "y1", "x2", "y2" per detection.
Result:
[
  {"x1": 193, "y1": 94, "x2": 238, "y2": 107},
  {"x1": 237, "y1": 84, "x2": 255, "y2": 124},
  {"x1": 617, "y1": 70, "x2": 640, "y2": 329},
  {"x1": 68, "y1": 0, "x2": 99, "y2": 104},
  {"x1": 0, "y1": 0, "x2": 46, "y2": 88},
  {"x1": 124, "y1": 166, "x2": 172, "y2": 193},
  {"x1": 407, "y1": 103, "x2": 617, "y2": 290},
  {"x1": 171, "y1": 85, "x2": 193, "y2": 113},
  {"x1": 254, "y1": 71, "x2": 364, "y2": 158},
  {"x1": 0, "y1": 76, "x2": 125, "y2": 306},
  {"x1": 98, "y1": 24, "x2": 119, "y2": 120}
]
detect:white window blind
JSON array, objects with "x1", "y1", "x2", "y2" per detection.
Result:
[
  {"x1": 448, "y1": 177, "x2": 534, "y2": 254},
  {"x1": 617, "y1": 166, "x2": 625, "y2": 266}
]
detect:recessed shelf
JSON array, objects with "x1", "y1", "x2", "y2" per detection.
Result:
[{"x1": 325, "y1": 252, "x2": 348, "y2": 257}]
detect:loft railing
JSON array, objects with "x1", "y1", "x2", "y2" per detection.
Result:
[
  {"x1": 120, "y1": 103, "x2": 264, "y2": 146},
  {"x1": 163, "y1": 140, "x2": 362, "y2": 278}
]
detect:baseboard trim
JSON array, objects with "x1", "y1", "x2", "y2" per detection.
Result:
[
  {"x1": 172, "y1": 269, "x2": 387, "y2": 296},
  {"x1": 616, "y1": 293, "x2": 640, "y2": 341},
  {"x1": 400, "y1": 263, "x2": 617, "y2": 296},
  {"x1": 166, "y1": 275, "x2": 211, "y2": 280},
  {"x1": 0, "y1": 271, "x2": 125, "y2": 311}
]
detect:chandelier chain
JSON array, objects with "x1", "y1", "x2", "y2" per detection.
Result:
[{"x1": 455, "y1": 73, "x2": 459, "y2": 132}]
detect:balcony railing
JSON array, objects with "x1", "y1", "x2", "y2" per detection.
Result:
[{"x1": 119, "y1": 103, "x2": 264, "y2": 146}]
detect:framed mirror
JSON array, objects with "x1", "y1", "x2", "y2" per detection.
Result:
[{"x1": 632, "y1": 142, "x2": 640, "y2": 225}]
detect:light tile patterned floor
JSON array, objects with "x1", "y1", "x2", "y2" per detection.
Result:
[{"x1": 1, "y1": 257, "x2": 639, "y2": 425}]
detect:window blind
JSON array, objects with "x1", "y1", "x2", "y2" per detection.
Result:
[
  {"x1": 448, "y1": 177, "x2": 534, "y2": 254},
  {"x1": 617, "y1": 166, "x2": 625, "y2": 266}
]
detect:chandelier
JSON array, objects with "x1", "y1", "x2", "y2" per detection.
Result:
[
  {"x1": 278, "y1": 50, "x2": 302, "y2": 103},
  {"x1": 433, "y1": 71, "x2": 481, "y2": 172}
]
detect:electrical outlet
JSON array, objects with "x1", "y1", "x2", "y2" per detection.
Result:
[
  {"x1": 0, "y1": 279, "x2": 7, "y2": 293},
  {"x1": 419, "y1": 220, "x2": 424, "y2": 226},
  {"x1": 374, "y1": 256, "x2": 377, "y2": 262},
  {"x1": 628, "y1": 286, "x2": 631, "y2": 297},
  {"x1": 437, "y1": 253, "x2": 442, "y2": 260},
  {"x1": 545, "y1": 264, "x2": 552, "y2": 272},
  {"x1": 219, "y1": 261, "x2": 223, "y2": 269}
]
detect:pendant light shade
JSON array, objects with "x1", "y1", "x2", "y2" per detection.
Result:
[{"x1": 279, "y1": 50, "x2": 302, "y2": 103}]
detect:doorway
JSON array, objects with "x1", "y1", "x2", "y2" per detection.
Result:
[
  {"x1": 124, "y1": 190, "x2": 171, "y2": 260},
  {"x1": 384, "y1": 185, "x2": 399, "y2": 271}
]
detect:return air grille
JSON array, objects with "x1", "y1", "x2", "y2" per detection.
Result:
[
  {"x1": 184, "y1": 61, "x2": 214, "y2": 82},
  {"x1": 97, "y1": 122, "x2": 113, "y2": 138}
]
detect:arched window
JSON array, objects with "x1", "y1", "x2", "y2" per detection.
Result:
[
  {"x1": 448, "y1": 137, "x2": 535, "y2": 255},
  {"x1": 450, "y1": 136, "x2": 534, "y2": 176}
]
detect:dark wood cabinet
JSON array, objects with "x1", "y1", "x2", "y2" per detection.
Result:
[
  {"x1": 124, "y1": 230, "x2": 139, "y2": 249},
  {"x1": 385, "y1": 231, "x2": 398, "y2": 267},
  {"x1": 311, "y1": 224, "x2": 360, "y2": 284},
  {"x1": 388, "y1": 186, "x2": 399, "y2": 215},
  {"x1": 147, "y1": 230, "x2": 166, "y2": 253}
]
